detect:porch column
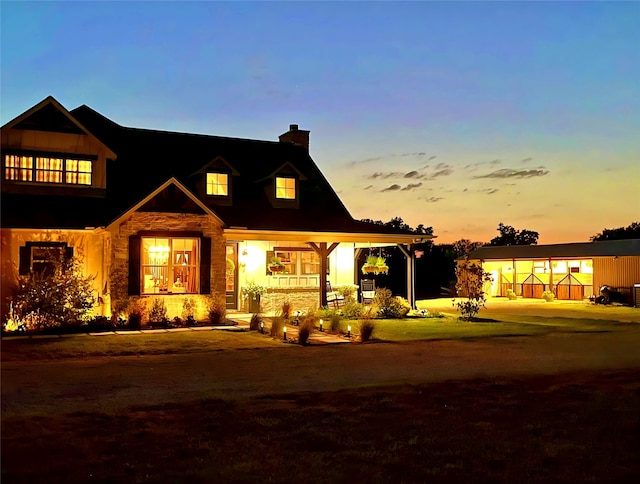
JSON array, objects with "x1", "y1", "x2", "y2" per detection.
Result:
[
  {"x1": 308, "y1": 242, "x2": 340, "y2": 307},
  {"x1": 397, "y1": 244, "x2": 415, "y2": 309},
  {"x1": 354, "y1": 247, "x2": 363, "y2": 285}
]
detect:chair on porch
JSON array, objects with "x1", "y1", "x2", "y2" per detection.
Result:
[
  {"x1": 361, "y1": 279, "x2": 376, "y2": 304},
  {"x1": 326, "y1": 281, "x2": 345, "y2": 309}
]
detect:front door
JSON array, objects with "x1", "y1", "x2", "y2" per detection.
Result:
[{"x1": 225, "y1": 243, "x2": 238, "y2": 310}]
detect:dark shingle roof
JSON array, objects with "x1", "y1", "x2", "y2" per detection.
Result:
[{"x1": 466, "y1": 239, "x2": 640, "y2": 260}]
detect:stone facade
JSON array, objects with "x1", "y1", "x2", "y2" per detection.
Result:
[
  {"x1": 108, "y1": 211, "x2": 225, "y2": 321},
  {"x1": 259, "y1": 286, "x2": 320, "y2": 314}
]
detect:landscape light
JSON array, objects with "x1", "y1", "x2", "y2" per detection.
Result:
[
  {"x1": 260, "y1": 321, "x2": 264, "y2": 334},
  {"x1": 283, "y1": 325, "x2": 287, "y2": 341},
  {"x1": 347, "y1": 325, "x2": 351, "y2": 338},
  {"x1": 319, "y1": 319, "x2": 323, "y2": 332}
]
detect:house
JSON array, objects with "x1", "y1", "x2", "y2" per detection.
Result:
[
  {"x1": 462, "y1": 240, "x2": 640, "y2": 304},
  {"x1": 1, "y1": 96, "x2": 429, "y2": 321}
]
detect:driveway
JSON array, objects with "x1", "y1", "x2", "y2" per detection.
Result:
[{"x1": 3, "y1": 329, "x2": 640, "y2": 417}]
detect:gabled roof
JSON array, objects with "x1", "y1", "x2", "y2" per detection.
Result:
[
  {"x1": 107, "y1": 177, "x2": 224, "y2": 228},
  {"x1": 466, "y1": 239, "x2": 640, "y2": 260},
  {"x1": 2, "y1": 96, "x2": 117, "y2": 159}
]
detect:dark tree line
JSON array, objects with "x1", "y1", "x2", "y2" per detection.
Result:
[{"x1": 590, "y1": 222, "x2": 640, "y2": 241}]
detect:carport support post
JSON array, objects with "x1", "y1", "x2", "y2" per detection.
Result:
[
  {"x1": 398, "y1": 244, "x2": 415, "y2": 309},
  {"x1": 308, "y1": 242, "x2": 340, "y2": 308}
]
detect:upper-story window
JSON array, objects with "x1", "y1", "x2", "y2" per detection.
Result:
[
  {"x1": 4, "y1": 154, "x2": 92, "y2": 185},
  {"x1": 275, "y1": 176, "x2": 296, "y2": 200},
  {"x1": 206, "y1": 172, "x2": 229, "y2": 196}
]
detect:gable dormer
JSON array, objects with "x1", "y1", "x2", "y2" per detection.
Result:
[
  {"x1": 191, "y1": 156, "x2": 239, "y2": 206},
  {"x1": 0, "y1": 96, "x2": 116, "y2": 198},
  {"x1": 259, "y1": 161, "x2": 307, "y2": 209}
]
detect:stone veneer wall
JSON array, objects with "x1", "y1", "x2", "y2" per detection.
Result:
[
  {"x1": 109, "y1": 211, "x2": 225, "y2": 321},
  {"x1": 259, "y1": 287, "x2": 320, "y2": 314}
]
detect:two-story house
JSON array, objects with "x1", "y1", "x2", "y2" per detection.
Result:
[{"x1": 1, "y1": 96, "x2": 429, "y2": 321}]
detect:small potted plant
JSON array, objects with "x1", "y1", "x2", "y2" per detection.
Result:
[
  {"x1": 243, "y1": 281, "x2": 267, "y2": 313},
  {"x1": 268, "y1": 256, "x2": 286, "y2": 274},
  {"x1": 361, "y1": 255, "x2": 380, "y2": 275}
]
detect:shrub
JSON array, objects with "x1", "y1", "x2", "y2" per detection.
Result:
[
  {"x1": 359, "y1": 319, "x2": 376, "y2": 342},
  {"x1": 127, "y1": 299, "x2": 146, "y2": 330},
  {"x1": 208, "y1": 300, "x2": 227, "y2": 325},
  {"x1": 506, "y1": 289, "x2": 517, "y2": 300},
  {"x1": 329, "y1": 311, "x2": 342, "y2": 333},
  {"x1": 373, "y1": 289, "x2": 410, "y2": 319},
  {"x1": 335, "y1": 285, "x2": 358, "y2": 302},
  {"x1": 249, "y1": 313, "x2": 262, "y2": 331},
  {"x1": 12, "y1": 254, "x2": 96, "y2": 329},
  {"x1": 280, "y1": 301, "x2": 291, "y2": 320},
  {"x1": 87, "y1": 315, "x2": 114, "y2": 332},
  {"x1": 297, "y1": 318, "x2": 315, "y2": 345},
  {"x1": 148, "y1": 298, "x2": 169, "y2": 327},
  {"x1": 341, "y1": 301, "x2": 364, "y2": 319},
  {"x1": 270, "y1": 316, "x2": 284, "y2": 338},
  {"x1": 542, "y1": 290, "x2": 555, "y2": 302},
  {"x1": 182, "y1": 297, "x2": 197, "y2": 325}
]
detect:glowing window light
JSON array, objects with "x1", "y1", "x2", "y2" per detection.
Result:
[
  {"x1": 275, "y1": 176, "x2": 295, "y2": 199},
  {"x1": 206, "y1": 172, "x2": 229, "y2": 196}
]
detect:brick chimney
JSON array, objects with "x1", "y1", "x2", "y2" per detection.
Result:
[{"x1": 279, "y1": 124, "x2": 309, "y2": 151}]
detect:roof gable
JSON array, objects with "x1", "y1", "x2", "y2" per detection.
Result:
[
  {"x1": 194, "y1": 156, "x2": 240, "y2": 176},
  {"x1": 2, "y1": 96, "x2": 117, "y2": 159},
  {"x1": 108, "y1": 177, "x2": 224, "y2": 229}
]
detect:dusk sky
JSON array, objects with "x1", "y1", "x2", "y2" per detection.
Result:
[{"x1": 2, "y1": 1, "x2": 638, "y2": 244}]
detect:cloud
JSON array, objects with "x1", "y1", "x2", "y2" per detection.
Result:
[
  {"x1": 473, "y1": 168, "x2": 549, "y2": 179},
  {"x1": 381, "y1": 184, "x2": 401, "y2": 192},
  {"x1": 363, "y1": 185, "x2": 373, "y2": 190},
  {"x1": 401, "y1": 183, "x2": 423, "y2": 191},
  {"x1": 487, "y1": 189, "x2": 499, "y2": 195},
  {"x1": 429, "y1": 155, "x2": 436, "y2": 160},
  {"x1": 401, "y1": 152, "x2": 427, "y2": 157},
  {"x1": 521, "y1": 157, "x2": 533, "y2": 163},
  {"x1": 404, "y1": 170, "x2": 420, "y2": 178},
  {"x1": 424, "y1": 196, "x2": 444, "y2": 203},
  {"x1": 430, "y1": 168, "x2": 454, "y2": 178},
  {"x1": 367, "y1": 171, "x2": 404, "y2": 179}
]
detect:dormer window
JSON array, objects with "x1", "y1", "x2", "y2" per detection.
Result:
[
  {"x1": 275, "y1": 176, "x2": 296, "y2": 200},
  {"x1": 4, "y1": 154, "x2": 92, "y2": 185},
  {"x1": 206, "y1": 172, "x2": 229, "y2": 196}
]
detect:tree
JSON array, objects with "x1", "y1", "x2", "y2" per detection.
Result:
[
  {"x1": 590, "y1": 222, "x2": 640, "y2": 241},
  {"x1": 453, "y1": 256, "x2": 493, "y2": 321},
  {"x1": 452, "y1": 239, "x2": 485, "y2": 258},
  {"x1": 490, "y1": 223, "x2": 539, "y2": 246}
]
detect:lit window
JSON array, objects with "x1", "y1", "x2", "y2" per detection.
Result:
[
  {"x1": 206, "y1": 172, "x2": 228, "y2": 196},
  {"x1": 275, "y1": 176, "x2": 296, "y2": 199},
  {"x1": 141, "y1": 237, "x2": 199, "y2": 294},
  {"x1": 3, "y1": 154, "x2": 92, "y2": 185},
  {"x1": 65, "y1": 159, "x2": 92, "y2": 185},
  {"x1": 5, "y1": 155, "x2": 33, "y2": 181},
  {"x1": 36, "y1": 157, "x2": 64, "y2": 183},
  {"x1": 300, "y1": 251, "x2": 320, "y2": 274}
]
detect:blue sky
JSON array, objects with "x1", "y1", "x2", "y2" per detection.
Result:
[{"x1": 2, "y1": 1, "x2": 638, "y2": 243}]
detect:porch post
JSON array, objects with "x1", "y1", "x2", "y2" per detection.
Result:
[
  {"x1": 397, "y1": 244, "x2": 415, "y2": 309},
  {"x1": 308, "y1": 242, "x2": 339, "y2": 308}
]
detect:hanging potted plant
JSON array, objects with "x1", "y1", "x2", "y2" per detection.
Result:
[
  {"x1": 375, "y1": 256, "x2": 389, "y2": 275},
  {"x1": 361, "y1": 255, "x2": 380, "y2": 275},
  {"x1": 268, "y1": 256, "x2": 286, "y2": 274}
]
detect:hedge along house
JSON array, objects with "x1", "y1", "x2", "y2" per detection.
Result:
[
  {"x1": 1, "y1": 96, "x2": 428, "y2": 321},
  {"x1": 463, "y1": 239, "x2": 640, "y2": 303}
]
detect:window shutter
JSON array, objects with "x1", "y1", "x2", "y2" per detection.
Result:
[
  {"x1": 19, "y1": 246, "x2": 31, "y2": 275},
  {"x1": 200, "y1": 237, "x2": 211, "y2": 294},
  {"x1": 65, "y1": 246, "x2": 74, "y2": 260},
  {"x1": 128, "y1": 235, "x2": 141, "y2": 296}
]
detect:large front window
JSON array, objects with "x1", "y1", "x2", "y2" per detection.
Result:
[
  {"x1": 4, "y1": 154, "x2": 92, "y2": 185},
  {"x1": 141, "y1": 237, "x2": 199, "y2": 294}
]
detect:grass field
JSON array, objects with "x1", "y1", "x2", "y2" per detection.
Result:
[{"x1": 2, "y1": 369, "x2": 638, "y2": 483}]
